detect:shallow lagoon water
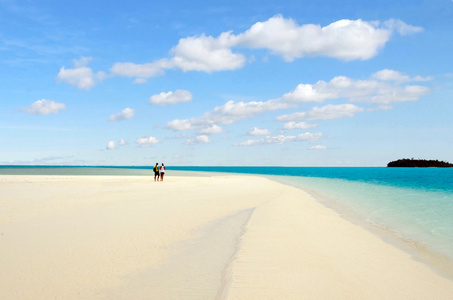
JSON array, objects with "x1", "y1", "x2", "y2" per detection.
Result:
[{"x1": 2, "y1": 166, "x2": 453, "y2": 264}]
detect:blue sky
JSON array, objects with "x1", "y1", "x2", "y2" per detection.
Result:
[{"x1": 1, "y1": 0, "x2": 452, "y2": 166}]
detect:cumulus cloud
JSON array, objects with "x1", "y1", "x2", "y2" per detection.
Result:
[
  {"x1": 166, "y1": 70, "x2": 430, "y2": 132},
  {"x1": 106, "y1": 141, "x2": 116, "y2": 150},
  {"x1": 199, "y1": 124, "x2": 223, "y2": 134},
  {"x1": 166, "y1": 119, "x2": 197, "y2": 131},
  {"x1": 186, "y1": 135, "x2": 210, "y2": 145},
  {"x1": 149, "y1": 89, "x2": 193, "y2": 105},
  {"x1": 166, "y1": 99, "x2": 289, "y2": 133},
  {"x1": 170, "y1": 33, "x2": 246, "y2": 72},
  {"x1": 233, "y1": 16, "x2": 392, "y2": 61},
  {"x1": 282, "y1": 121, "x2": 318, "y2": 130},
  {"x1": 56, "y1": 57, "x2": 106, "y2": 90},
  {"x1": 107, "y1": 139, "x2": 128, "y2": 150},
  {"x1": 247, "y1": 127, "x2": 271, "y2": 136},
  {"x1": 280, "y1": 71, "x2": 431, "y2": 105},
  {"x1": 136, "y1": 136, "x2": 160, "y2": 147},
  {"x1": 23, "y1": 99, "x2": 66, "y2": 115},
  {"x1": 373, "y1": 69, "x2": 432, "y2": 82},
  {"x1": 108, "y1": 16, "x2": 422, "y2": 80},
  {"x1": 276, "y1": 104, "x2": 365, "y2": 122},
  {"x1": 108, "y1": 108, "x2": 135, "y2": 122},
  {"x1": 236, "y1": 132, "x2": 323, "y2": 146}
]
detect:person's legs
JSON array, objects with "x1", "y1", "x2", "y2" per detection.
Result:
[{"x1": 160, "y1": 173, "x2": 164, "y2": 181}]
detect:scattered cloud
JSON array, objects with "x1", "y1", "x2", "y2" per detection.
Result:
[
  {"x1": 383, "y1": 19, "x2": 424, "y2": 36},
  {"x1": 106, "y1": 141, "x2": 116, "y2": 150},
  {"x1": 233, "y1": 16, "x2": 392, "y2": 61},
  {"x1": 276, "y1": 104, "x2": 365, "y2": 122},
  {"x1": 106, "y1": 16, "x2": 422, "y2": 81},
  {"x1": 108, "y1": 108, "x2": 135, "y2": 122},
  {"x1": 186, "y1": 135, "x2": 210, "y2": 145},
  {"x1": 236, "y1": 132, "x2": 323, "y2": 146},
  {"x1": 282, "y1": 121, "x2": 318, "y2": 130},
  {"x1": 199, "y1": 124, "x2": 223, "y2": 134},
  {"x1": 56, "y1": 57, "x2": 107, "y2": 90},
  {"x1": 22, "y1": 99, "x2": 66, "y2": 115},
  {"x1": 166, "y1": 69, "x2": 430, "y2": 132},
  {"x1": 107, "y1": 139, "x2": 128, "y2": 150},
  {"x1": 136, "y1": 136, "x2": 160, "y2": 147},
  {"x1": 247, "y1": 127, "x2": 271, "y2": 136},
  {"x1": 166, "y1": 119, "x2": 196, "y2": 131},
  {"x1": 309, "y1": 145, "x2": 327, "y2": 150},
  {"x1": 170, "y1": 33, "x2": 246, "y2": 72},
  {"x1": 280, "y1": 71, "x2": 430, "y2": 105},
  {"x1": 110, "y1": 59, "x2": 171, "y2": 80},
  {"x1": 372, "y1": 69, "x2": 432, "y2": 82},
  {"x1": 166, "y1": 99, "x2": 290, "y2": 132},
  {"x1": 149, "y1": 89, "x2": 193, "y2": 105}
]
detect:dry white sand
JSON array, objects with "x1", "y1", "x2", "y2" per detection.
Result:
[{"x1": 1, "y1": 174, "x2": 453, "y2": 299}]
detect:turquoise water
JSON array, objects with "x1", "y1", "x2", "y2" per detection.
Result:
[
  {"x1": 2, "y1": 166, "x2": 453, "y2": 264},
  {"x1": 171, "y1": 167, "x2": 453, "y2": 262}
]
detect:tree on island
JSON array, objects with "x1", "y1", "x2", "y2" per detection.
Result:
[{"x1": 387, "y1": 158, "x2": 453, "y2": 167}]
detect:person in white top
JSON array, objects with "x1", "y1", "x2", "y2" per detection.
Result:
[{"x1": 159, "y1": 163, "x2": 166, "y2": 181}]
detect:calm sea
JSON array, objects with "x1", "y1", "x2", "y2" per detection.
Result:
[{"x1": 2, "y1": 165, "x2": 453, "y2": 269}]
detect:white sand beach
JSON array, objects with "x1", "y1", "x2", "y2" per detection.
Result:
[{"x1": 1, "y1": 174, "x2": 453, "y2": 299}]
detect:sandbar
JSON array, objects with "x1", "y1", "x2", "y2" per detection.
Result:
[{"x1": 1, "y1": 174, "x2": 453, "y2": 299}]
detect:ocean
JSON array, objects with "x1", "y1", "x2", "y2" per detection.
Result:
[{"x1": 2, "y1": 165, "x2": 452, "y2": 271}]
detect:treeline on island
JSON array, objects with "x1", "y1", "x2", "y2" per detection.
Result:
[{"x1": 387, "y1": 158, "x2": 453, "y2": 168}]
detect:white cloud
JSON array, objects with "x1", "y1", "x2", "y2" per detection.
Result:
[
  {"x1": 118, "y1": 139, "x2": 128, "y2": 146},
  {"x1": 186, "y1": 135, "x2": 210, "y2": 145},
  {"x1": 234, "y1": 16, "x2": 392, "y2": 61},
  {"x1": 202, "y1": 99, "x2": 290, "y2": 125},
  {"x1": 281, "y1": 83, "x2": 335, "y2": 103},
  {"x1": 166, "y1": 119, "x2": 196, "y2": 131},
  {"x1": 236, "y1": 132, "x2": 323, "y2": 146},
  {"x1": 276, "y1": 104, "x2": 365, "y2": 122},
  {"x1": 383, "y1": 19, "x2": 423, "y2": 36},
  {"x1": 56, "y1": 57, "x2": 106, "y2": 90},
  {"x1": 110, "y1": 59, "x2": 171, "y2": 79},
  {"x1": 166, "y1": 70, "x2": 430, "y2": 133},
  {"x1": 149, "y1": 89, "x2": 193, "y2": 105},
  {"x1": 199, "y1": 124, "x2": 223, "y2": 134},
  {"x1": 372, "y1": 69, "x2": 432, "y2": 82},
  {"x1": 309, "y1": 145, "x2": 327, "y2": 150},
  {"x1": 373, "y1": 69, "x2": 411, "y2": 81},
  {"x1": 136, "y1": 136, "x2": 160, "y2": 147},
  {"x1": 133, "y1": 78, "x2": 148, "y2": 84},
  {"x1": 283, "y1": 121, "x2": 318, "y2": 130},
  {"x1": 367, "y1": 85, "x2": 430, "y2": 104},
  {"x1": 108, "y1": 16, "x2": 422, "y2": 81},
  {"x1": 171, "y1": 33, "x2": 246, "y2": 72},
  {"x1": 106, "y1": 141, "x2": 116, "y2": 150},
  {"x1": 247, "y1": 127, "x2": 271, "y2": 136},
  {"x1": 23, "y1": 99, "x2": 66, "y2": 115},
  {"x1": 166, "y1": 99, "x2": 289, "y2": 132},
  {"x1": 108, "y1": 108, "x2": 135, "y2": 122},
  {"x1": 280, "y1": 72, "x2": 431, "y2": 105}
]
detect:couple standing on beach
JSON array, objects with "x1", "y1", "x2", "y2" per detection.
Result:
[{"x1": 153, "y1": 163, "x2": 166, "y2": 181}]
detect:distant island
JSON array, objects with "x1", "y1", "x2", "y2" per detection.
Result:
[{"x1": 387, "y1": 158, "x2": 453, "y2": 168}]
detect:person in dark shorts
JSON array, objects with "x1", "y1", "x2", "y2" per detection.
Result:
[
  {"x1": 153, "y1": 163, "x2": 160, "y2": 181},
  {"x1": 160, "y1": 163, "x2": 166, "y2": 181}
]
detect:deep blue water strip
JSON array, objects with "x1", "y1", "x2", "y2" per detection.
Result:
[{"x1": 1, "y1": 166, "x2": 452, "y2": 193}]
